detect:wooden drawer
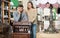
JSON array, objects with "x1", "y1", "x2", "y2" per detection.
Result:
[
  {"x1": 19, "y1": 34, "x2": 29, "y2": 38},
  {"x1": 12, "y1": 33, "x2": 30, "y2": 38}
]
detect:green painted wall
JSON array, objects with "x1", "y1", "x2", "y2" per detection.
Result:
[{"x1": 11, "y1": 0, "x2": 19, "y2": 7}]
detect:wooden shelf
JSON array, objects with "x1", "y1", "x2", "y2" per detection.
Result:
[
  {"x1": 2, "y1": 0, "x2": 10, "y2": 2},
  {"x1": 4, "y1": 1, "x2": 9, "y2": 3},
  {"x1": 12, "y1": 33, "x2": 30, "y2": 35},
  {"x1": 0, "y1": 0, "x2": 2, "y2": 21},
  {"x1": 1, "y1": 0, "x2": 10, "y2": 23},
  {"x1": 12, "y1": 33, "x2": 30, "y2": 38}
]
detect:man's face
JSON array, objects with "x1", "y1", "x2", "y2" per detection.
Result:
[{"x1": 17, "y1": 7, "x2": 23, "y2": 12}]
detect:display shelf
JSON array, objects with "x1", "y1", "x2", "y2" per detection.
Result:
[
  {"x1": 1, "y1": 0, "x2": 10, "y2": 23},
  {"x1": 0, "y1": 0, "x2": 2, "y2": 22}
]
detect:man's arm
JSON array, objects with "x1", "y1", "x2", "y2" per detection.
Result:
[{"x1": 13, "y1": 12, "x2": 19, "y2": 22}]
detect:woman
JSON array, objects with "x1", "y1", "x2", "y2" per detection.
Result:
[
  {"x1": 44, "y1": 2, "x2": 58, "y2": 33},
  {"x1": 43, "y1": 2, "x2": 51, "y2": 32},
  {"x1": 26, "y1": 1, "x2": 37, "y2": 38}
]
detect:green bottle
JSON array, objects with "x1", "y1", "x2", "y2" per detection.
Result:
[{"x1": 52, "y1": 8, "x2": 56, "y2": 20}]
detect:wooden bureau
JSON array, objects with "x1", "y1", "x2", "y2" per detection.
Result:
[
  {"x1": 12, "y1": 33, "x2": 30, "y2": 38},
  {"x1": 12, "y1": 22, "x2": 31, "y2": 38}
]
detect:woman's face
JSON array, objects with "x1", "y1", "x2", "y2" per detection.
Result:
[
  {"x1": 27, "y1": 3, "x2": 32, "y2": 9},
  {"x1": 46, "y1": 4, "x2": 50, "y2": 8}
]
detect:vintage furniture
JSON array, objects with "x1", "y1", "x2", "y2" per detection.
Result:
[
  {"x1": 0, "y1": 0, "x2": 1, "y2": 22},
  {"x1": 0, "y1": 23, "x2": 11, "y2": 38},
  {"x1": 1, "y1": 0, "x2": 10, "y2": 23},
  {"x1": 12, "y1": 22, "x2": 31, "y2": 38}
]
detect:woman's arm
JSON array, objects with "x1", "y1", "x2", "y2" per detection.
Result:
[{"x1": 31, "y1": 9, "x2": 37, "y2": 22}]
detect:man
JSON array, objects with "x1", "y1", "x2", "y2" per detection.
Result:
[{"x1": 13, "y1": 5, "x2": 28, "y2": 22}]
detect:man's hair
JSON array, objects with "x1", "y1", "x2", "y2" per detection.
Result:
[
  {"x1": 16, "y1": 5, "x2": 23, "y2": 9},
  {"x1": 46, "y1": 2, "x2": 49, "y2": 4},
  {"x1": 18, "y1": 5, "x2": 23, "y2": 7}
]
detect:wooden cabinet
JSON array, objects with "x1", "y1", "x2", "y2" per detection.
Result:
[
  {"x1": 12, "y1": 33, "x2": 30, "y2": 38},
  {"x1": 0, "y1": 23, "x2": 11, "y2": 38},
  {"x1": 12, "y1": 22, "x2": 31, "y2": 38}
]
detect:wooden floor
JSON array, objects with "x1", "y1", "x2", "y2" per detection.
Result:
[{"x1": 36, "y1": 32, "x2": 60, "y2": 38}]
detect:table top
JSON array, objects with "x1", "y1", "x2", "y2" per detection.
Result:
[
  {"x1": 13, "y1": 22, "x2": 31, "y2": 26},
  {"x1": 12, "y1": 33, "x2": 30, "y2": 35}
]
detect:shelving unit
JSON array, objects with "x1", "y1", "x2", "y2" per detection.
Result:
[
  {"x1": 1, "y1": 0, "x2": 10, "y2": 24},
  {"x1": 0, "y1": 0, "x2": 2, "y2": 22}
]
